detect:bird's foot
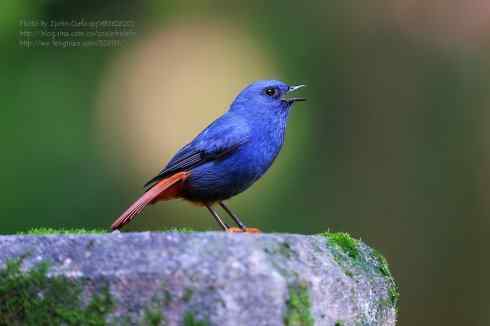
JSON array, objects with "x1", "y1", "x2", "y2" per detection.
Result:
[
  {"x1": 243, "y1": 227, "x2": 261, "y2": 233},
  {"x1": 226, "y1": 227, "x2": 261, "y2": 233},
  {"x1": 226, "y1": 227, "x2": 243, "y2": 233}
]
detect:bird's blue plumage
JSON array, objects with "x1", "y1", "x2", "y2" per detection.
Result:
[{"x1": 148, "y1": 80, "x2": 304, "y2": 203}]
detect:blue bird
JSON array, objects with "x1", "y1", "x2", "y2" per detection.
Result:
[{"x1": 111, "y1": 80, "x2": 306, "y2": 232}]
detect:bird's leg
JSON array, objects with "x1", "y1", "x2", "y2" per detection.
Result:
[
  {"x1": 205, "y1": 203, "x2": 229, "y2": 231},
  {"x1": 219, "y1": 201, "x2": 261, "y2": 233},
  {"x1": 219, "y1": 201, "x2": 246, "y2": 230}
]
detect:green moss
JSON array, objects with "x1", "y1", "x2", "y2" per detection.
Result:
[
  {"x1": 321, "y1": 232, "x2": 360, "y2": 260},
  {"x1": 143, "y1": 307, "x2": 165, "y2": 326},
  {"x1": 183, "y1": 311, "x2": 209, "y2": 326},
  {"x1": 278, "y1": 242, "x2": 295, "y2": 258},
  {"x1": 320, "y1": 231, "x2": 399, "y2": 311},
  {"x1": 0, "y1": 256, "x2": 222, "y2": 325},
  {"x1": 263, "y1": 241, "x2": 296, "y2": 261},
  {"x1": 372, "y1": 249, "x2": 390, "y2": 277},
  {"x1": 19, "y1": 228, "x2": 106, "y2": 235},
  {"x1": 0, "y1": 256, "x2": 114, "y2": 325},
  {"x1": 319, "y1": 232, "x2": 360, "y2": 279},
  {"x1": 390, "y1": 286, "x2": 399, "y2": 307},
  {"x1": 182, "y1": 288, "x2": 193, "y2": 303},
  {"x1": 372, "y1": 248, "x2": 398, "y2": 308},
  {"x1": 140, "y1": 287, "x2": 171, "y2": 326},
  {"x1": 162, "y1": 289, "x2": 173, "y2": 307},
  {"x1": 284, "y1": 283, "x2": 314, "y2": 326},
  {"x1": 372, "y1": 249, "x2": 399, "y2": 309},
  {"x1": 16, "y1": 227, "x2": 196, "y2": 236}
]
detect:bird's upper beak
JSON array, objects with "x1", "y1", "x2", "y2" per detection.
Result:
[{"x1": 282, "y1": 84, "x2": 306, "y2": 103}]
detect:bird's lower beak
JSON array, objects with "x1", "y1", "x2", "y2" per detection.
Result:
[{"x1": 282, "y1": 84, "x2": 306, "y2": 103}]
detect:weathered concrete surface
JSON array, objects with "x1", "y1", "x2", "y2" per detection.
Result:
[{"x1": 0, "y1": 232, "x2": 397, "y2": 325}]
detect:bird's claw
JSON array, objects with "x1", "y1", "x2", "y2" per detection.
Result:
[
  {"x1": 226, "y1": 227, "x2": 243, "y2": 233},
  {"x1": 226, "y1": 227, "x2": 261, "y2": 234},
  {"x1": 244, "y1": 227, "x2": 261, "y2": 233}
]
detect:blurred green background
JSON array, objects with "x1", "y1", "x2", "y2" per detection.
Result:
[{"x1": 1, "y1": 0, "x2": 489, "y2": 324}]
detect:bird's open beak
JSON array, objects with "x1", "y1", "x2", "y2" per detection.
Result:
[{"x1": 282, "y1": 84, "x2": 306, "y2": 103}]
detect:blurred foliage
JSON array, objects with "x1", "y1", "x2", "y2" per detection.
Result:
[{"x1": 1, "y1": 0, "x2": 489, "y2": 325}]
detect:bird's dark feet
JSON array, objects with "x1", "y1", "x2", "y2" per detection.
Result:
[{"x1": 226, "y1": 227, "x2": 261, "y2": 233}]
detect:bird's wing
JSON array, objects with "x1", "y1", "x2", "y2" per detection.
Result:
[{"x1": 143, "y1": 113, "x2": 250, "y2": 189}]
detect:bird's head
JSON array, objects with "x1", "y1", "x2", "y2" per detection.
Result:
[{"x1": 230, "y1": 80, "x2": 306, "y2": 116}]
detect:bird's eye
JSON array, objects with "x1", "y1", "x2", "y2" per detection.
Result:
[{"x1": 264, "y1": 87, "x2": 277, "y2": 97}]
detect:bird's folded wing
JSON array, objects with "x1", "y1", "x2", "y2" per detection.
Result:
[{"x1": 144, "y1": 114, "x2": 250, "y2": 189}]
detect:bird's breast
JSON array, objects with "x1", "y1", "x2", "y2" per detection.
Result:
[
  {"x1": 181, "y1": 139, "x2": 281, "y2": 202},
  {"x1": 182, "y1": 116, "x2": 288, "y2": 202}
]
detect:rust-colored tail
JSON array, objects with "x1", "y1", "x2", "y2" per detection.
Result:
[{"x1": 111, "y1": 171, "x2": 190, "y2": 230}]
